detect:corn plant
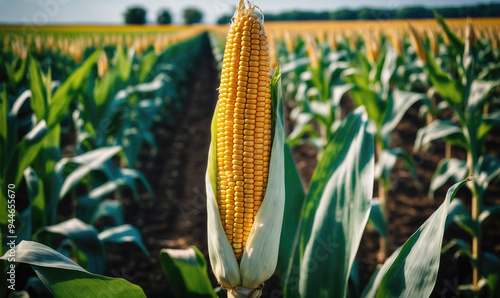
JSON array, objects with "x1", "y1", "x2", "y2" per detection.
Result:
[
  {"x1": 342, "y1": 38, "x2": 425, "y2": 262},
  {"x1": 413, "y1": 14, "x2": 500, "y2": 296},
  {"x1": 286, "y1": 36, "x2": 351, "y2": 150},
  {"x1": 1, "y1": 241, "x2": 146, "y2": 297}
]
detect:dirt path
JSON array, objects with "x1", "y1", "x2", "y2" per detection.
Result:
[{"x1": 104, "y1": 34, "x2": 219, "y2": 298}]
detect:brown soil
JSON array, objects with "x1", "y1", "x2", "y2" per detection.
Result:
[
  {"x1": 104, "y1": 42, "x2": 500, "y2": 297},
  {"x1": 104, "y1": 37, "x2": 218, "y2": 297}
]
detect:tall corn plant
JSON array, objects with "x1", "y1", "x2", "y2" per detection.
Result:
[
  {"x1": 413, "y1": 14, "x2": 500, "y2": 295},
  {"x1": 0, "y1": 51, "x2": 100, "y2": 254},
  {"x1": 286, "y1": 34, "x2": 351, "y2": 150},
  {"x1": 278, "y1": 107, "x2": 374, "y2": 297},
  {"x1": 1, "y1": 52, "x2": 151, "y2": 294},
  {"x1": 343, "y1": 39, "x2": 425, "y2": 262}
]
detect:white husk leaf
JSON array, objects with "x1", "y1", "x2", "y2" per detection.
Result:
[{"x1": 228, "y1": 286, "x2": 263, "y2": 298}]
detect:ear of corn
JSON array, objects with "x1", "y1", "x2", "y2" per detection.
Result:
[
  {"x1": 216, "y1": 0, "x2": 272, "y2": 261},
  {"x1": 206, "y1": 0, "x2": 285, "y2": 295}
]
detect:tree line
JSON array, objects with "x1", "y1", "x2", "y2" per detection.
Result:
[
  {"x1": 124, "y1": 3, "x2": 500, "y2": 25},
  {"x1": 124, "y1": 7, "x2": 202, "y2": 25},
  {"x1": 217, "y1": 3, "x2": 500, "y2": 23}
]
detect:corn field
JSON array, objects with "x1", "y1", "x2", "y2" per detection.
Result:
[{"x1": 1, "y1": 1, "x2": 499, "y2": 297}]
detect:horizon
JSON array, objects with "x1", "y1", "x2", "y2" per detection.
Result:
[{"x1": 0, "y1": 0, "x2": 498, "y2": 25}]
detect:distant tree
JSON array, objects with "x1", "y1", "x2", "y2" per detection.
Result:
[
  {"x1": 183, "y1": 8, "x2": 203, "y2": 25},
  {"x1": 395, "y1": 7, "x2": 433, "y2": 19},
  {"x1": 330, "y1": 9, "x2": 358, "y2": 20},
  {"x1": 217, "y1": 14, "x2": 232, "y2": 25},
  {"x1": 157, "y1": 9, "x2": 172, "y2": 24},
  {"x1": 124, "y1": 6, "x2": 147, "y2": 24},
  {"x1": 357, "y1": 8, "x2": 375, "y2": 20},
  {"x1": 485, "y1": 4, "x2": 500, "y2": 17},
  {"x1": 435, "y1": 7, "x2": 459, "y2": 18}
]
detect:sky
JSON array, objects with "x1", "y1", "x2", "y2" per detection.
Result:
[{"x1": 0, "y1": 0, "x2": 497, "y2": 25}]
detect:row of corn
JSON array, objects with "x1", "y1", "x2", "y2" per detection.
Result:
[
  {"x1": 0, "y1": 27, "x2": 210, "y2": 297},
  {"x1": 1, "y1": 27, "x2": 204, "y2": 62}
]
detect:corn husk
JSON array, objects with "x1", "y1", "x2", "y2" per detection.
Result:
[{"x1": 206, "y1": 18, "x2": 285, "y2": 294}]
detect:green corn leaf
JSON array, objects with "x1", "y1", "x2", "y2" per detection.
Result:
[
  {"x1": 23, "y1": 167, "x2": 46, "y2": 237},
  {"x1": 28, "y1": 55, "x2": 48, "y2": 122},
  {"x1": 277, "y1": 143, "x2": 306, "y2": 295},
  {"x1": 441, "y1": 238, "x2": 470, "y2": 255},
  {"x1": 286, "y1": 112, "x2": 315, "y2": 147},
  {"x1": 47, "y1": 50, "x2": 101, "y2": 127},
  {"x1": 160, "y1": 247, "x2": 217, "y2": 298},
  {"x1": 375, "y1": 148, "x2": 420, "y2": 189},
  {"x1": 434, "y1": 11, "x2": 465, "y2": 52},
  {"x1": 363, "y1": 180, "x2": 467, "y2": 298},
  {"x1": 138, "y1": 51, "x2": 158, "y2": 84},
  {"x1": 446, "y1": 198, "x2": 476, "y2": 236},
  {"x1": 476, "y1": 154, "x2": 500, "y2": 197},
  {"x1": 297, "y1": 107, "x2": 374, "y2": 298},
  {"x1": 414, "y1": 120, "x2": 468, "y2": 150},
  {"x1": 362, "y1": 246, "x2": 401, "y2": 298},
  {"x1": 98, "y1": 224, "x2": 149, "y2": 258},
  {"x1": 6, "y1": 56, "x2": 27, "y2": 88},
  {"x1": 369, "y1": 198, "x2": 387, "y2": 237},
  {"x1": 332, "y1": 83, "x2": 353, "y2": 107},
  {"x1": 90, "y1": 200, "x2": 124, "y2": 226},
  {"x1": 429, "y1": 158, "x2": 468, "y2": 200},
  {"x1": 0, "y1": 241, "x2": 145, "y2": 297},
  {"x1": 56, "y1": 146, "x2": 122, "y2": 199},
  {"x1": 345, "y1": 71, "x2": 383, "y2": 127},
  {"x1": 466, "y1": 81, "x2": 498, "y2": 111},
  {"x1": 483, "y1": 110, "x2": 500, "y2": 127},
  {"x1": 479, "y1": 205, "x2": 500, "y2": 226},
  {"x1": 423, "y1": 54, "x2": 464, "y2": 114},
  {"x1": 380, "y1": 90, "x2": 427, "y2": 145},
  {"x1": 93, "y1": 68, "x2": 116, "y2": 120},
  {"x1": 76, "y1": 167, "x2": 152, "y2": 223},
  {"x1": 36, "y1": 218, "x2": 105, "y2": 274},
  {"x1": 113, "y1": 46, "x2": 132, "y2": 84},
  {"x1": 379, "y1": 47, "x2": 398, "y2": 98},
  {"x1": 7, "y1": 120, "x2": 48, "y2": 186}
]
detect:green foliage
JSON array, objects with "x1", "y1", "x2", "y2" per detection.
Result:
[
  {"x1": 184, "y1": 8, "x2": 203, "y2": 25},
  {"x1": 0, "y1": 241, "x2": 146, "y2": 297},
  {"x1": 1, "y1": 30, "x2": 210, "y2": 296},
  {"x1": 124, "y1": 7, "x2": 147, "y2": 25},
  {"x1": 157, "y1": 9, "x2": 172, "y2": 25},
  {"x1": 363, "y1": 180, "x2": 467, "y2": 298},
  {"x1": 259, "y1": 4, "x2": 500, "y2": 22},
  {"x1": 279, "y1": 107, "x2": 374, "y2": 297},
  {"x1": 216, "y1": 14, "x2": 232, "y2": 25},
  {"x1": 160, "y1": 247, "x2": 217, "y2": 298}
]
